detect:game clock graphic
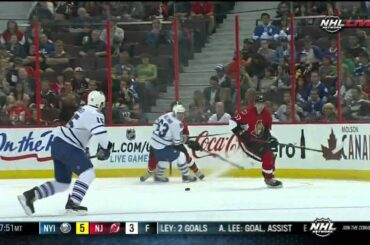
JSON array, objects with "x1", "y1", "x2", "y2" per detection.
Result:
[{"x1": 1, "y1": 1, "x2": 370, "y2": 245}]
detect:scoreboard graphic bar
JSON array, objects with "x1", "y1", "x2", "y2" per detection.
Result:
[{"x1": 0, "y1": 222, "x2": 369, "y2": 236}]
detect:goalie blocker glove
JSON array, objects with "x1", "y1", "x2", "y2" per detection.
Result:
[
  {"x1": 96, "y1": 141, "x2": 113, "y2": 160},
  {"x1": 186, "y1": 140, "x2": 203, "y2": 151}
]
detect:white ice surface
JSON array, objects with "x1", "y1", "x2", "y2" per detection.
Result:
[{"x1": 0, "y1": 178, "x2": 369, "y2": 222}]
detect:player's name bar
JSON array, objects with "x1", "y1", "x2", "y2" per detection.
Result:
[{"x1": 1, "y1": 222, "x2": 370, "y2": 235}]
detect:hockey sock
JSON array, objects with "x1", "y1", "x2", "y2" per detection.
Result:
[
  {"x1": 70, "y1": 168, "x2": 95, "y2": 205},
  {"x1": 34, "y1": 181, "x2": 69, "y2": 200},
  {"x1": 156, "y1": 161, "x2": 167, "y2": 177},
  {"x1": 148, "y1": 153, "x2": 158, "y2": 172},
  {"x1": 262, "y1": 151, "x2": 275, "y2": 179},
  {"x1": 188, "y1": 162, "x2": 199, "y2": 173},
  {"x1": 177, "y1": 152, "x2": 190, "y2": 176}
]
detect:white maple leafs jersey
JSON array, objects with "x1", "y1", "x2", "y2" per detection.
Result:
[
  {"x1": 53, "y1": 105, "x2": 107, "y2": 150},
  {"x1": 150, "y1": 112, "x2": 184, "y2": 149}
]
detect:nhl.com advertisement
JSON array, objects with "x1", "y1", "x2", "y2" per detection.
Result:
[{"x1": 0, "y1": 124, "x2": 368, "y2": 171}]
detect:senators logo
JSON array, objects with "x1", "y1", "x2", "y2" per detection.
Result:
[{"x1": 252, "y1": 120, "x2": 265, "y2": 138}]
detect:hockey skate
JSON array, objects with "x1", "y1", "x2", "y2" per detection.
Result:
[
  {"x1": 195, "y1": 171, "x2": 205, "y2": 180},
  {"x1": 140, "y1": 171, "x2": 154, "y2": 182},
  {"x1": 18, "y1": 188, "x2": 37, "y2": 216},
  {"x1": 182, "y1": 175, "x2": 197, "y2": 183},
  {"x1": 65, "y1": 195, "x2": 88, "y2": 215},
  {"x1": 154, "y1": 175, "x2": 169, "y2": 182},
  {"x1": 264, "y1": 178, "x2": 283, "y2": 188}
]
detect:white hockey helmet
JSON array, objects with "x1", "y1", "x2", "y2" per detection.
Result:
[
  {"x1": 87, "y1": 90, "x2": 106, "y2": 110},
  {"x1": 172, "y1": 103, "x2": 186, "y2": 120}
]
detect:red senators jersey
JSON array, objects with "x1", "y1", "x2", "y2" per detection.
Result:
[{"x1": 232, "y1": 107, "x2": 272, "y2": 139}]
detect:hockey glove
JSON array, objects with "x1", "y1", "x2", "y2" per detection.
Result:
[
  {"x1": 96, "y1": 141, "x2": 113, "y2": 161},
  {"x1": 187, "y1": 140, "x2": 203, "y2": 151},
  {"x1": 267, "y1": 136, "x2": 279, "y2": 151}
]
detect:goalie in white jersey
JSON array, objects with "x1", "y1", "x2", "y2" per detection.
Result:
[
  {"x1": 150, "y1": 104, "x2": 199, "y2": 182},
  {"x1": 18, "y1": 91, "x2": 113, "y2": 215}
]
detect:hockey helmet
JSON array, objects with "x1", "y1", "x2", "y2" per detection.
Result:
[{"x1": 87, "y1": 90, "x2": 106, "y2": 110}]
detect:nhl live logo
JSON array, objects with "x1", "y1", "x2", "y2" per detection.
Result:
[
  {"x1": 310, "y1": 218, "x2": 336, "y2": 237},
  {"x1": 320, "y1": 16, "x2": 370, "y2": 33}
]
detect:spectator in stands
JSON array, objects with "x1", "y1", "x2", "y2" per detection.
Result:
[
  {"x1": 6, "y1": 95, "x2": 32, "y2": 125},
  {"x1": 43, "y1": 40, "x2": 71, "y2": 73},
  {"x1": 79, "y1": 30, "x2": 107, "y2": 57},
  {"x1": 113, "y1": 51, "x2": 135, "y2": 79},
  {"x1": 70, "y1": 67, "x2": 90, "y2": 95},
  {"x1": 188, "y1": 90, "x2": 209, "y2": 123},
  {"x1": 191, "y1": 1, "x2": 215, "y2": 35},
  {"x1": 50, "y1": 74, "x2": 65, "y2": 95},
  {"x1": 259, "y1": 66, "x2": 277, "y2": 93},
  {"x1": 118, "y1": 2, "x2": 145, "y2": 20},
  {"x1": 10, "y1": 82, "x2": 30, "y2": 107},
  {"x1": 208, "y1": 101, "x2": 231, "y2": 123},
  {"x1": 336, "y1": 2, "x2": 364, "y2": 19},
  {"x1": 214, "y1": 64, "x2": 232, "y2": 88},
  {"x1": 277, "y1": 64, "x2": 290, "y2": 89},
  {"x1": 59, "y1": 80, "x2": 80, "y2": 106},
  {"x1": 296, "y1": 75, "x2": 309, "y2": 107},
  {"x1": 324, "y1": 37, "x2": 337, "y2": 65},
  {"x1": 145, "y1": 19, "x2": 167, "y2": 47},
  {"x1": 144, "y1": 1, "x2": 170, "y2": 20},
  {"x1": 39, "y1": 34, "x2": 55, "y2": 56},
  {"x1": 241, "y1": 38, "x2": 256, "y2": 61},
  {"x1": 203, "y1": 75, "x2": 220, "y2": 112},
  {"x1": 135, "y1": 53, "x2": 157, "y2": 110},
  {"x1": 354, "y1": 52, "x2": 369, "y2": 77},
  {"x1": 304, "y1": 89, "x2": 324, "y2": 122},
  {"x1": 275, "y1": 16, "x2": 291, "y2": 41},
  {"x1": 168, "y1": 1, "x2": 191, "y2": 19},
  {"x1": 319, "y1": 55, "x2": 337, "y2": 95},
  {"x1": 341, "y1": 49, "x2": 356, "y2": 77},
  {"x1": 300, "y1": 36, "x2": 323, "y2": 64},
  {"x1": 1, "y1": 20, "x2": 25, "y2": 46},
  {"x1": 113, "y1": 79, "x2": 138, "y2": 110},
  {"x1": 253, "y1": 13, "x2": 278, "y2": 42},
  {"x1": 344, "y1": 86, "x2": 370, "y2": 121},
  {"x1": 306, "y1": 70, "x2": 329, "y2": 102},
  {"x1": 361, "y1": 72, "x2": 370, "y2": 99},
  {"x1": 295, "y1": 51, "x2": 314, "y2": 81},
  {"x1": 276, "y1": 91, "x2": 301, "y2": 122},
  {"x1": 40, "y1": 80, "x2": 59, "y2": 108},
  {"x1": 76, "y1": 24, "x2": 92, "y2": 46},
  {"x1": 275, "y1": 1, "x2": 290, "y2": 20},
  {"x1": 122, "y1": 103, "x2": 148, "y2": 125},
  {"x1": 243, "y1": 87, "x2": 256, "y2": 110},
  {"x1": 17, "y1": 67, "x2": 35, "y2": 99},
  {"x1": 257, "y1": 39, "x2": 275, "y2": 64},
  {"x1": 264, "y1": 100, "x2": 280, "y2": 122},
  {"x1": 274, "y1": 37, "x2": 290, "y2": 64},
  {"x1": 221, "y1": 87, "x2": 234, "y2": 115},
  {"x1": 73, "y1": 7, "x2": 93, "y2": 27},
  {"x1": 348, "y1": 35, "x2": 367, "y2": 58},
  {"x1": 100, "y1": 20, "x2": 125, "y2": 55},
  {"x1": 321, "y1": 102, "x2": 337, "y2": 122},
  {"x1": 226, "y1": 51, "x2": 251, "y2": 81},
  {"x1": 28, "y1": 1, "x2": 54, "y2": 22},
  {"x1": 54, "y1": 1, "x2": 77, "y2": 20},
  {"x1": 81, "y1": 79, "x2": 99, "y2": 105},
  {"x1": 6, "y1": 34, "x2": 27, "y2": 59}
]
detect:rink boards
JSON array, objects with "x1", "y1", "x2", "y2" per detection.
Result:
[{"x1": 0, "y1": 123, "x2": 369, "y2": 180}]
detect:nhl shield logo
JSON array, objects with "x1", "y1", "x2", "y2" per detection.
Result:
[
  {"x1": 310, "y1": 218, "x2": 336, "y2": 237},
  {"x1": 126, "y1": 128, "x2": 136, "y2": 141}
]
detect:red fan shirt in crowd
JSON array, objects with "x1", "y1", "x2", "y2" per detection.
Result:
[
  {"x1": 232, "y1": 106, "x2": 272, "y2": 139},
  {"x1": 50, "y1": 82, "x2": 65, "y2": 94},
  {"x1": 1, "y1": 30, "x2": 25, "y2": 44},
  {"x1": 191, "y1": 2, "x2": 214, "y2": 15},
  {"x1": 7, "y1": 104, "x2": 32, "y2": 125},
  {"x1": 226, "y1": 59, "x2": 251, "y2": 80}
]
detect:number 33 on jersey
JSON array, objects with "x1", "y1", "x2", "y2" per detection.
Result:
[{"x1": 150, "y1": 112, "x2": 184, "y2": 149}]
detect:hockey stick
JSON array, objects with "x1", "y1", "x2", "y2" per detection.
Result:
[
  {"x1": 278, "y1": 143, "x2": 323, "y2": 153},
  {"x1": 201, "y1": 149, "x2": 245, "y2": 170},
  {"x1": 188, "y1": 132, "x2": 230, "y2": 139}
]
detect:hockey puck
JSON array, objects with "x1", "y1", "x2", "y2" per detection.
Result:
[{"x1": 185, "y1": 187, "x2": 190, "y2": 191}]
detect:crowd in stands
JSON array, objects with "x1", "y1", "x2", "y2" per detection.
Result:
[
  {"x1": 186, "y1": 1, "x2": 369, "y2": 124},
  {"x1": 0, "y1": 1, "x2": 235, "y2": 126},
  {"x1": 0, "y1": 1, "x2": 368, "y2": 126}
]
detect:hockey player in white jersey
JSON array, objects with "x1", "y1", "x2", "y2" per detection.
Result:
[
  {"x1": 150, "y1": 104, "x2": 200, "y2": 182},
  {"x1": 18, "y1": 90, "x2": 113, "y2": 215}
]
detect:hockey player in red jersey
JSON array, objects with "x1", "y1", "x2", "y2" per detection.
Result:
[
  {"x1": 140, "y1": 102, "x2": 205, "y2": 182},
  {"x1": 229, "y1": 93, "x2": 282, "y2": 188}
]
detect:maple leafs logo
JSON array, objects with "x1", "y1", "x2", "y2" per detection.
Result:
[{"x1": 321, "y1": 129, "x2": 343, "y2": 160}]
